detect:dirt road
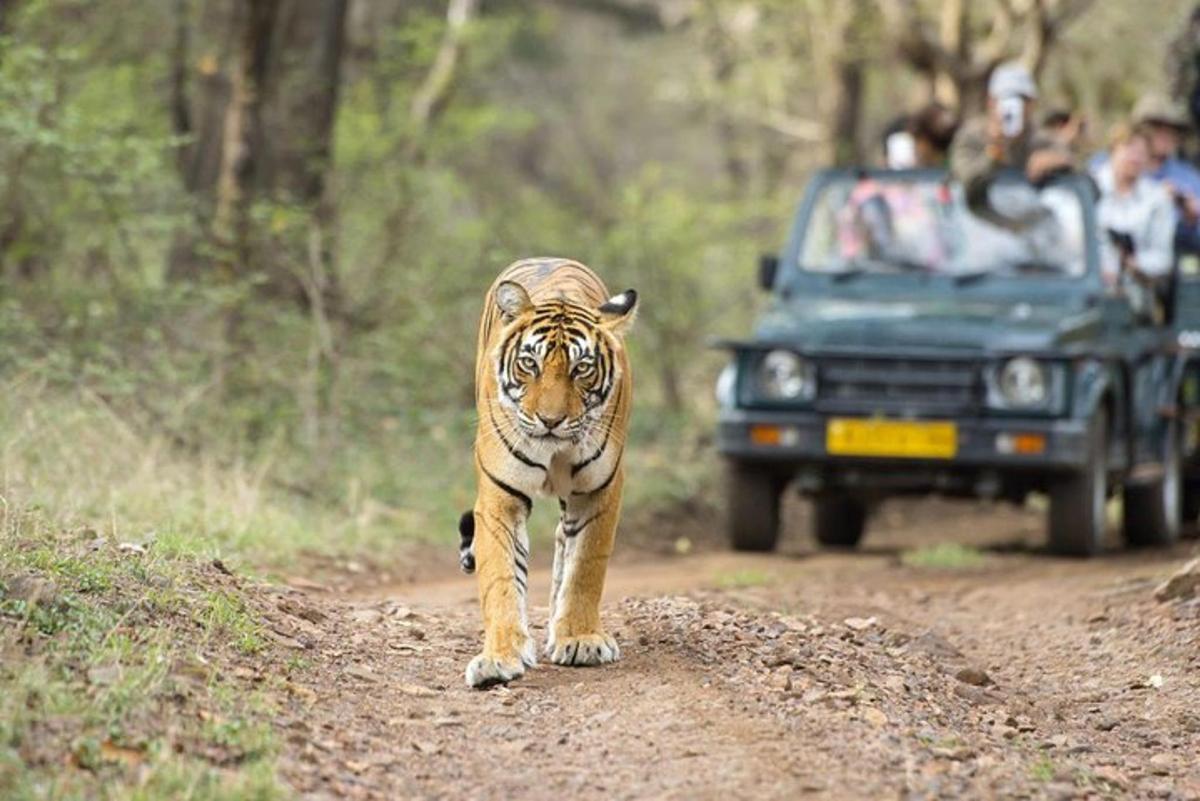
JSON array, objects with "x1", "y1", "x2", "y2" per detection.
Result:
[{"x1": 263, "y1": 501, "x2": 1200, "y2": 800}]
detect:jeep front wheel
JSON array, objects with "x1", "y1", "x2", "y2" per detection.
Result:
[
  {"x1": 726, "y1": 462, "x2": 786, "y2": 552},
  {"x1": 1048, "y1": 408, "x2": 1108, "y2": 557}
]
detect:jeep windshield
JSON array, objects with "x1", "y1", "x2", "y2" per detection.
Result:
[{"x1": 795, "y1": 172, "x2": 1089, "y2": 280}]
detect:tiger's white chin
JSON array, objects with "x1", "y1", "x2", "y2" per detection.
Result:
[{"x1": 523, "y1": 429, "x2": 584, "y2": 453}]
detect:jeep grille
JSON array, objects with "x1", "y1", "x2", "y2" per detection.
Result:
[{"x1": 816, "y1": 357, "x2": 981, "y2": 415}]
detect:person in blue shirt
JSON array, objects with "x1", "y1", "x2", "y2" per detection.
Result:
[{"x1": 1131, "y1": 93, "x2": 1200, "y2": 254}]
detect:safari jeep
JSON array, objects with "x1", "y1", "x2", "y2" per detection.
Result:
[{"x1": 716, "y1": 168, "x2": 1200, "y2": 557}]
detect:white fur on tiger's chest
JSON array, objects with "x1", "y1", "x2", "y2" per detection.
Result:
[{"x1": 542, "y1": 450, "x2": 575, "y2": 499}]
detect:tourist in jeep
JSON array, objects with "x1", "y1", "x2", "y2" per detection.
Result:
[
  {"x1": 951, "y1": 62, "x2": 1074, "y2": 226},
  {"x1": 1094, "y1": 124, "x2": 1177, "y2": 291}
]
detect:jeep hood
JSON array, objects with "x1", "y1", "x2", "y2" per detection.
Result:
[{"x1": 754, "y1": 298, "x2": 1100, "y2": 353}]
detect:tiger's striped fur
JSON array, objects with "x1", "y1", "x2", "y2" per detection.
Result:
[{"x1": 462, "y1": 257, "x2": 637, "y2": 688}]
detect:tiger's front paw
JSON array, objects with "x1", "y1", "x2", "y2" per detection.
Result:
[
  {"x1": 547, "y1": 631, "x2": 620, "y2": 667},
  {"x1": 465, "y1": 653, "x2": 524, "y2": 688},
  {"x1": 465, "y1": 638, "x2": 536, "y2": 689}
]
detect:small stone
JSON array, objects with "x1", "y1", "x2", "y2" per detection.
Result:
[
  {"x1": 955, "y1": 667, "x2": 992, "y2": 687},
  {"x1": 348, "y1": 608, "x2": 383, "y2": 625},
  {"x1": 278, "y1": 599, "x2": 327, "y2": 624},
  {"x1": 931, "y1": 745, "x2": 976, "y2": 761},
  {"x1": 843, "y1": 616, "x2": 877, "y2": 631},
  {"x1": 1155, "y1": 558, "x2": 1200, "y2": 602},
  {"x1": 397, "y1": 684, "x2": 438, "y2": 697},
  {"x1": 1093, "y1": 765, "x2": 1128, "y2": 788},
  {"x1": 1094, "y1": 717, "x2": 1120, "y2": 732},
  {"x1": 862, "y1": 707, "x2": 888, "y2": 727},
  {"x1": 1148, "y1": 674, "x2": 1165, "y2": 689},
  {"x1": 768, "y1": 667, "x2": 792, "y2": 692},
  {"x1": 953, "y1": 683, "x2": 1000, "y2": 705},
  {"x1": 345, "y1": 665, "x2": 376, "y2": 682},
  {"x1": 800, "y1": 689, "x2": 827, "y2": 704},
  {"x1": 1148, "y1": 753, "x2": 1171, "y2": 775}
]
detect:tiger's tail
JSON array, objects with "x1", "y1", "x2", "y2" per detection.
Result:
[{"x1": 458, "y1": 510, "x2": 476, "y2": 574}]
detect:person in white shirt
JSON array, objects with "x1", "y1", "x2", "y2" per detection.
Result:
[{"x1": 1093, "y1": 125, "x2": 1177, "y2": 291}]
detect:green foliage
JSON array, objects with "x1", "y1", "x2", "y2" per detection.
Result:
[
  {"x1": 1029, "y1": 754, "x2": 1057, "y2": 782},
  {"x1": 900, "y1": 543, "x2": 987, "y2": 570},
  {"x1": 0, "y1": 1, "x2": 180, "y2": 288},
  {"x1": 715, "y1": 568, "x2": 773, "y2": 589},
  {"x1": 199, "y1": 592, "x2": 266, "y2": 655},
  {"x1": 0, "y1": 509, "x2": 286, "y2": 801}
]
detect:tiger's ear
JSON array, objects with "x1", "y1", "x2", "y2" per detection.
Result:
[
  {"x1": 495, "y1": 280, "x2": 533, "y2": 322},
  {"x1": 598, "y1": 289, "x2": 638, "y2": 335}
]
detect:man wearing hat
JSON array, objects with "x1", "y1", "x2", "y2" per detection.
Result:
[
  {"x1": 1133, "y1": 92, "x2": 1200, "y2": 253},
  {"x1": 951, "y1": 61, "x2": 1074, "y2": 223}
]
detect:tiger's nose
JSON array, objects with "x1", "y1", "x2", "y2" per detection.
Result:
[{"x1": 537, "y1": 413, "x2": 565, "y2": 429}]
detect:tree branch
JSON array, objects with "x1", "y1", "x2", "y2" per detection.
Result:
[
  {"x1": 410, "y1": 0, "x2": 479, "y2": 137},
  {"x1": 879, "y1": 0, "x2": 960, "y2": 75}
]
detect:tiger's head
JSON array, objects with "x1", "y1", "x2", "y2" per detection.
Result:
[{"x1": 492, "y1": 280, "x2": 637, "y2": 443}]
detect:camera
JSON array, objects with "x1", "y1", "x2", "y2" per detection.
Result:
[{"x1": 997, "y1": 96, "x2": 1025, "y2": 138}]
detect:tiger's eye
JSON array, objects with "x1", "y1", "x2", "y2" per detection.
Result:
[
  {"x1": 572, "y1": 361, "x2": 595, "y2": 379},
  {"x1": 517, "y1": 356, "x2": 539, "y2": 373}
]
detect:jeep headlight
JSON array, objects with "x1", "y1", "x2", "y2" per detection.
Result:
[
  {"x1": 987, "y1": 357, "x2": 1063, "y2": 411},
  {"x1": 755, "y1": 350, "x2": 817, "y2": 402},
  {"x1": 715, "y1": 362, "x2": 737, "y2": 408}
]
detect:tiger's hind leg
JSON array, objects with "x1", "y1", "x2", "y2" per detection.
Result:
[
  {"x1": 547, "y1": 472, "x2": 623, "y2": 667},
  {"x1": 465, "y1": 482, "x2": 536, "y2": 688}
]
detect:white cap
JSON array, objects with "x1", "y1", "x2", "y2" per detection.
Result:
[{"x1": 988, "y1": 61, "x2": 1038, "y2": 100}]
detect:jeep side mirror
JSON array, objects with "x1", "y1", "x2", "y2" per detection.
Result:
[{"x1": 758, "y1": 253, "x2": 779, "y2": 291}]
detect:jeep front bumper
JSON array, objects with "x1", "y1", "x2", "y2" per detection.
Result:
[{"x1": 717, "y1": 410, "x2": 1091, "y2": 472}]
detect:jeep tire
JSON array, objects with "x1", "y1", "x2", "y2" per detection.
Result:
[
  {"x1": 1124, "y1": 417, "x2": 1181, "y2": 548},
  {"x1": 812, "y1": 495, "x2": 867, "y2": 548},
  {"x1": 1048, "y1": 409, "x2": 1108, "y2": 557},
  {"x1": 726, "y1": 461, "x2": 786, "y2": 552}
]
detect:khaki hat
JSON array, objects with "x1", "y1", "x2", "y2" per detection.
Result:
[{"x1": 1132, "y1": 92, "x2": 1190, "y2": 129}]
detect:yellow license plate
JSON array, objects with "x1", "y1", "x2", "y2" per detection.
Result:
[{"x1": 826, "y1": 418, "x2": 957, "y2": 459}]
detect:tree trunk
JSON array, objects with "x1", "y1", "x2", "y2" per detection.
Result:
[
  {"x1": 259, "y1": 0, "x2": 351, "y2": 310},
  {"x1": 268, "y1": 0, "x2": 349, "y2": 205},
  {"x1": 212, "y1": 0, "x2": 279, "y2": 274},
  {"x1": 830, "y1": 58, "x2": 864, "y2": 166},
  {"x1": 829, "y1": 0, "x2": 868, "y2": 166}
]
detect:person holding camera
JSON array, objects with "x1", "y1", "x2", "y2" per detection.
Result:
[
  {"x1": 950, "y1": 62, "x2": 1075, "y2": 225},
  {"x1": 1131, "y1": 93, "x2": 1200, "y2": 254},
  {"x1": 1094, "y1": 125, "x2": 1176, "y2": 318}
]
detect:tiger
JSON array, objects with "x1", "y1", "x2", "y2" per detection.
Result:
[{"x1": 458, "y1": 257, "x2": 637, "y2": 688}]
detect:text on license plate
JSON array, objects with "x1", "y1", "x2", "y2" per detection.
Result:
[{"x1": 826, "y1": 418, "x2": 957, "y2": 459}]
